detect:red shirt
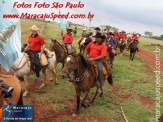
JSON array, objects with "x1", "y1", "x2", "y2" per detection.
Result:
[
  {"x1": 28, "y1": 34, "x2": 45, "y2": 51},
  {"x1": 85, "y1": 41, "x2": 106, "y2": 58},
  {"x1": 113, "y1": 32, "x2": 120, "y2": 38},
  {"x1": 132, "y1": 35, "x2": 139, "y2": 40},
  {"x1": 63, "y1": 33, "x2": 73, "y2": 44},
  {"x1": 121, "y1": 34, "x2": 127, "y2": 40}
]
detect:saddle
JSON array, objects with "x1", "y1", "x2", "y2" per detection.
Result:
[
  {"x1": 61, "y1": 43, "x2": 76, "y2": 55},
  {"x1": 90, "y1": 60, "x2": 112, "y2": 80},
  {"x1": 25, "y1": 48, "x2": 53, "y2": 71}
]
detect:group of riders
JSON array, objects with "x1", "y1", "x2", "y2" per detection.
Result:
[{"x1": 23, "y1": 25, "x2": 140, "y2": 95}]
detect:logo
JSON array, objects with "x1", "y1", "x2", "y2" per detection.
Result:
[{"x1": 2, "y1": 105, "x2": 33, "y2": 121}]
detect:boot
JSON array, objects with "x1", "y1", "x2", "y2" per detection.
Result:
[{"x1": 137, "y1": 48, "x2": 139, "y2": 52}]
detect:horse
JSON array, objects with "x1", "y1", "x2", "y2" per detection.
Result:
[
  {"x1": 126, "y1": 37, "x2": 132, "y2": 49},
  {"x1": 11, "y1": 50, "x2": 59, "y2": 97},
  {"x1": 130, "y1": 40, "x2": 138, "y2": 60},
  {"x1": 60, "y1": 54, "x2": 113, "y2": 116},
  {"x1": 119, "y1": 39, "x2": 126, "y2": 56},
  {"x1": 0, "y1": 74, "x2": 23, "y2": 121},
  {"x1": 78, "y1": 37, "x2": 92, "y2": 55},
  {"x1": 49, "y1": 39, "x2": 76, "y2": 64},
  {"x1": 115, "y1": 38, "x2": 120, "y2": 48},
  {"x1": 106, "y1": 44, "x2": 117, "y2": 68},
  {"x1": 73, "y1": 29, "x2": 77, "y2": 37}
]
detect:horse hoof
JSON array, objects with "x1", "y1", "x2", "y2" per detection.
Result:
[
  {"x1": 55, "y1": 82, "x2": 59, "y2": 85},
  {"x1": 72, "y1": 113, "x2": 77, "y2": 117},
  {"x1": 23, "y1": 91, "x2": 28, "y2": 97},
  {"x1": 40, "y1": 83, "x2": 46, "y2": 88}
]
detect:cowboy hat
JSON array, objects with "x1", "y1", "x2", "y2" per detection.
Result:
[
  {"x1": 30, "y1": 25, "x2": 39, "y2": 31},
  {"x1": 94, "y1": 27, "x2": 101, "y2": 31},
  {"x1": 83, "y1": 28, "x2": 87, "y2": 31},
  {"x1": 66, "y1": 27, "x2": 73, "y2": 31},
  {"x1": 94, "y1": 32, "x2": 105, "y2": 38},
  {"x1": 107, "y1": 32, "x2": 114, "y2": 35}
]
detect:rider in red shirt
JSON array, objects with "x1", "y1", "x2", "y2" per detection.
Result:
[
  {"x1": 128, "y1": 32, "x2": 139, "y2": 52},
  {"x1": 61, "y1": 27, "x2": 73, "y2": 44},
  {"x1": 24, "y1": 25, "x2": 46, "y2": 83},
  {"x1": 84, "y1": 33, "x2": 106, "y2": 94},
  {"x1": 120, "y1": 31, "x2": 127, "y2": 40},
  {"x1": 113, "y1": 30, "x2": 120, "y2": 39}
]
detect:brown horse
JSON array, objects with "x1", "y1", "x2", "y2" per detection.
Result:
[
  {"x1": 0, "y1": 74, "x2": 23, "y2": 121},
  {"x1": 60, "y1": 54, "x2": 113, "y2": 116},
  {"x1": 50, "y1": 39, "x2": 76, "y2": 64},
  {"x1": 106, "y1": 44, "x2": 117, "y2": 68},
  {"x1": 119, "y1": 39, "x2": 126, "y2": 56},
  {"x1": 78, "y1": 37, "x2": 92, "y2": 55}
]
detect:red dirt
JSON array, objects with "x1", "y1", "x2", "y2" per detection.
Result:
[{"x1": 137, "y1": 48, "x2": 163, "y2": 72}]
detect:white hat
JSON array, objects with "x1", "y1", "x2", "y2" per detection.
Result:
[{"x1": 30, "y1": 25, "x2": 39, "y2": 31}]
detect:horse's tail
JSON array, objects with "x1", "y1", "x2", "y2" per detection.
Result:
[
  {"x1": 17, "y1": 90, "x2": 23, "y2": 105},
  {"x1": 107, "y1": 73, "x2": 113, "y2": 85}
]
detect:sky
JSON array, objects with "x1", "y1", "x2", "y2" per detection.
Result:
[{"x1": 9, "y1": 0, "x2": 163, "y2": 36}]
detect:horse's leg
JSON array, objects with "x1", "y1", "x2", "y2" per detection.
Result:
[
  {"x1": 23, "y1": 75, "x2": 29, "y2": 97},
  {"x1": 132, "y1": 52, "x2": 135, "y2": 61},
  {"x1": 73, "y1": 89, "x2": 81, "y2": 116},
  {"x1": 40, "y1": 66, "x2": 46, "y2": 88},
  {"x1": 52, "y1": 66, "x2": 59, "y2": 85},
  {"x1": 90, "y1": 88, "x2": 98, "y2": 104},
  {"x1": 81, "y1": 90, "x2": 90, "y2": 108}
]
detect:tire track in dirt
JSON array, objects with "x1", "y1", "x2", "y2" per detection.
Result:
[{"x1": 137, "y1": 48, "x2": 163, "y2": 72}]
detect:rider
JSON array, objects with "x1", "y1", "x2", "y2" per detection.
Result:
[
  {"x1": 93, "y1": 27, "x2": 101, "y2": 37},
  {"x1": 128, "y1": 32, "x2": 139, "y2": 52},
  {"x1": 84, "y1": 32, "x2": 106, "y2": 94},
  {"x1": 61, "y1": 27, "x2": 73, "y2": 44},
  {"x1": 106, "y1": 32, "x2": 117, "y2": 65},
  {"x1": 120, "y1": 30, "x2": 127, "y2": 44},
  {"x1": 24, "y1": 25, "x2": 46, "y2": 82}
]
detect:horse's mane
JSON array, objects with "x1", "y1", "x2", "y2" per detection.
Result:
[
  {"x1": 55, "y1": 40, "x2": 64, "y2": 50},
  {"x1": 78, "y1": 55, "x2": 91, "y2": 71}
]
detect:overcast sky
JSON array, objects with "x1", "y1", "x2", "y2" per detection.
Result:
[{"x1": 11, "y1": 0, "x2": 163, "y2": 36}]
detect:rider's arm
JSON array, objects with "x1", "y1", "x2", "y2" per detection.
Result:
[
  {"x1": 61, "y1": 30, "x2": 64, "y2": 40},
  {"x1": 24, "y1": 44, "x2": 29, "y2": 52}
]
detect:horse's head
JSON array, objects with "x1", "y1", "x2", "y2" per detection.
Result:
[
  {"x1": 50, "y1": 39, "x2": 67, "y2": 63},
  {"x1": 50, "y1": 39, "x2": 57, "y2": 51},
  {"x1": 60, "y1": 55, "x2": 78, "y2": 79}
]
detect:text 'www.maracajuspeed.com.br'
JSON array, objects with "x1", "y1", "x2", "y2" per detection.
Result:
[{"x1": 3, "y1": 12, "x2": 94, "y2": 20}]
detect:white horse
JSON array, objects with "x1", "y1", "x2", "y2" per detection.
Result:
[{"x1": 11, "y1": 52, "x2": 59, "y2": 97}]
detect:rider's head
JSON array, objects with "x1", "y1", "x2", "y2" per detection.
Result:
[
  {"x1": 107, "y1": 32, "x2": 114, "y2": 38},
  {"x1": 94, "y1": 33, "x2": 103, "y2": 44},
  {"x1": 94, "y1": 27, "x2": 101, "y2": 33},
  {"x1": 67, "y1": 27, "x2": 73, "y2": 34}
]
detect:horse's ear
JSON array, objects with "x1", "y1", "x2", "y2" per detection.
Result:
[{"x1": 51, "y1": 38, "x2": 57, "y2": 42}]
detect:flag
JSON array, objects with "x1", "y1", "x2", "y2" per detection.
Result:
[
  {"x1": 60, "y1": 18, "x2": 66, "y2": 30},
  {"x1": 0, "y1": 0, "x2": 21, "y2": 72}
]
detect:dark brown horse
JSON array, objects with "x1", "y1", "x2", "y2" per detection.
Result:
[
  {"x1": 130, "y1": 40, "x2": 138, "y2": 60},
  {"x1": 50, "y1": 39, "x2": 76, "y2": 64},
  {"x1": 119, "y1": 39, "x2": 126, "y2": 56},
  {"x1": 78, "y1": 37, "x2": 92, "y2": 55},
  {"x1": 60, "y1": 54, "x2": 113, "y2": 116}
]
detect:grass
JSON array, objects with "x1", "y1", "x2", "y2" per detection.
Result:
[
  {"x1": 139, "y1": 37, "x2": 163, "y2": 58},
  {"x1": 20, "y1": 19, "x2": 163, "y2": 121}
]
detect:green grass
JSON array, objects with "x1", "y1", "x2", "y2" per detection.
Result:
[
  {"x1": 139, "y1": 37, "x2": 163, "y2": 58},
  {"x1": 20, "y1": 19, "x2": 163, "y2": 121}
]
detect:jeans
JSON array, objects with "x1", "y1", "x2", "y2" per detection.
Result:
[
  {"x1": 30, "y1": 50, "x2": 41, "y2": 78},
  {"x1": 96, "y1": 60, "x2": 103, "y2": 90}
]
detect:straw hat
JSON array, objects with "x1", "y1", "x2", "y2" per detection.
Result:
[
  {"x1": 83, "y1": 28, "x2": 87, "y2": 31},
  {"x1": 66, "y1": 27, "x2": 73, "y2": 31},
  {"x1": 30, "y1": 25, "x2": 39, "y2": 31}
]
